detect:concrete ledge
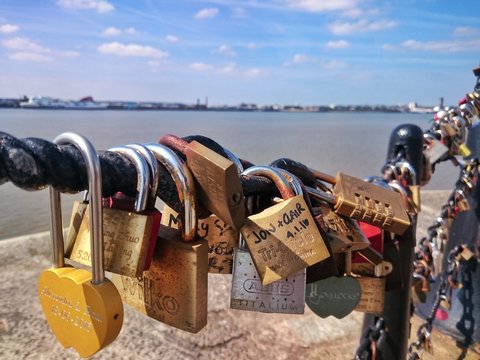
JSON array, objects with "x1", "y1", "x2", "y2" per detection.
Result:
[{"x1": 0, "y1": 191, "x2": 477, "y2": 359}]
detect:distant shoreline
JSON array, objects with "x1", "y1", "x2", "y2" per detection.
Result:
[{"x1": 0, "y1": 107, "x2": 432, "y2": 114}]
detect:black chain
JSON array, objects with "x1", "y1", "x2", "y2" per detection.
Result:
[{"x1": 354, "y1": 317, "x2": 387, "y2": 360}]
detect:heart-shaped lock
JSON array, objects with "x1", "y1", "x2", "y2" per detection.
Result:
[
  {"x1": 38, "y1": 133, "x2": 123, "y2": 358},
  {"x1": 305, "y1": 275, "x2": 361, "y2": 319}
]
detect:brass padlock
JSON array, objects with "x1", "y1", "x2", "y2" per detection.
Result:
[
  {"x1": 38, "y1": 132, "x2": 123, "y2": 358},
  {"x1": 160, "y1": 204, "x2": 239, "y2": 274},
  {"x1": 454, "y1": 188, "x2": 471, "y2": 212},
  {"x1": 313, "y1": 204, "x2": 370, "y2": 254},
  {"x1": 69, "y1": 146, "x2": 161, "y2": 277},
  {"x1": 352, "y1": 247, "x2": 388, "y2": 314},
  {"x1": 240, "y1": 166, "x2": 330, "y2": 285},
  {"x1": 306, "y1": 170, "x2": 411, "y2": 235},
  {"x1": 112, "y1": 144, "x2": 208, "y2": 333},
  {"x1": 160, "y1": 134, "x2": 245, "y2": 230}
]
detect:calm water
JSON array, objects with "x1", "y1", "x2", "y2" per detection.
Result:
[{"x1": 0, "y1": 109, "x2": 457, "y2": 240}]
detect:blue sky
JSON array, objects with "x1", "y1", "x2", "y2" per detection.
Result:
[{"x1": 1, "y1": 0, "x2": 480, "y2": 106}]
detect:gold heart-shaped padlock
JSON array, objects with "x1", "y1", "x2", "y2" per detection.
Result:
[{"x1": 38, "y1": 133, "x2": 123, "y2": 358}]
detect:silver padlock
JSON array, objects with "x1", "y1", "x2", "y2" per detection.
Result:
[{"x1": 230, "y1": 171, "x2": 307, "y2": 315}]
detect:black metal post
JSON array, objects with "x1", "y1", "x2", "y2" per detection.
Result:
[{"x1": 361, "y1": 124, "x2": 424, "y2": 360}]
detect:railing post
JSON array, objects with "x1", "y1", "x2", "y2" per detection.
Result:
[{"x1": 360, "y1": 124, "x2": 424, "y2": 359}]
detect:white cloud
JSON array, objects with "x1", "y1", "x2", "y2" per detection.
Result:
[
  {"x1": 57, "y1": 0, "x2": 114, "y2": 13},
  {"x1": 453, "y1": 26, "x2": 480, "y2": 36},
  {"x1": 342, "y1": 8, "x2": 363, "y2": 18},
  {"x1": 8, "y1": 52, "x2": 53, "y2": 62},
  {"x1": 97, "y1": 42, "x2": 169, "y2": 58},
  {"x1": 194, "y1": 8, "x2": 219, "y2": 19},
  {"x1": 213, "y1": 44, "x2": 236, "y2": 56},
  {"x1": 165, "y1": 35, "x2": 179, "y2": 43},
  {"x1": 244, "y1": 68, "x2": 265, "y2": 77},
  {"x1": 292, "y1": 53, "x2": 309, "y2": 63},
  {"x1": 325, "y1": 39, "x2": 349, "y2": 49},
  {"x1": 189, "y1": 62, "x2": 214, "y2": 71},
  {"x1": 328, "y1": 19, "x2": 397, "y2": 35},
  {"x1": 246, "y1": 42, "x2": 259, "y2": 49},
  {"x1": 0, "y1": 24, "x2": 19, "y2": 34},
  {"x1": 101, "y1": 27, "x2": 137, "y2": 37},
  {"x1": 101, "y1": 27, "x2": 121, "y2": 37},
  {"x1": 2, "y1": 37, "x2": 50, "y2": 53},
  {"x1": 382, "y1": 44, "x2": 397, "y2": 51},
  {"x1": 287, "y1": 0, "x2": 360, "y2": 12},
  {"x1": 218, "y1": 62, "x2": 236, "y2": 74},
  {"x1": 401, "y1": 39, "x2": 480, "y2": 53}
]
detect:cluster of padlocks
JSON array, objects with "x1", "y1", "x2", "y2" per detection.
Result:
[
  {"x1": 12, "y1": 87, "x2": 480, "y2": 357},
  {"x1": 36, "y1": 132, "x2": 415, "y2": 357}
]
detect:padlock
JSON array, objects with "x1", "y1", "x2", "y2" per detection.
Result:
[
  {"x1": 274, "y1": 167, "x2": 339, "y2": 283},
  {"x1": 454, "y1": 188, "x2": 471, "y2": 212},
  {"x1": 69, "y1": 146, "x2": 161, "y2": 277},
  {"x1": 160, "y1": 204, "x2": 238, "y2": 274},
  {"x1": 352, "y1": 246, "x2": 388, "y2": 313},
  {"x1": 305, "y1": 250, "x2": 361, "y2": 319},
  {"x1": 354, "y1": 275, "x2": 385, "y2": 315},
  {"x1": 306, "y1": 170, "x2": 410, "y2": 235},
  {"x1": 64, "y1": 190, "x2": 88, "y2": 256},
  {"x1": 160, "y1": 134, "x2": 245, "y2": 229},
  {"x1": 112, "y1": 144, "x2": 208, "y2": 333},
  {"x1": 38, "y1": 132, "x2": 123, "y2": 358},
  {"x1": 203, "y1": 146, "x2": 243, "y2": 273},
  {"x1": 313, "y1": 204, "x2": 370, "y2": 254},
  {"x1": 240, "y1": 166, "x2": 331, "y2": 286},
  {"x1": 231, "y1": 194, "x2": 306, "y2": 314},
  {"x1": 423, "y1": 133, "x2": 449, "y2": 164}
]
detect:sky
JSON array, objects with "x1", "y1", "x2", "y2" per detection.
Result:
[{"x1": 1, "y1": 0, "x2": 480, "y2": 106}]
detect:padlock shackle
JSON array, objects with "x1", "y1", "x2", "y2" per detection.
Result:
[
  {"x1": 127, "y1": 143, "x2": 160, "y2": 209},
  {"x1": 276, "y1": 168, "x2": 303, "y2": 196},
  {"x1": 241, "y1": 166, "x2": 295, "y2": 199},
  {"x1": 305, "y1": 185, "x2": 335, "y2": 205},
  {"x1": 158, "y1": 134, "x2": 189, "y2": 155},
  {"x1": 146, "y1": 144, "x2": 197, "y2": 241},
  {"x1": 109, "y1": 146, "x2": 150, "y2": 213},
  {"x1": 308, "y1": 167, "x2": 337, "y2": 185},
  {"x1": 222, "y1": 147, "x2": 244, "y2": 174},
  {"x1": 53, "y1": 132, "x2": 105, "y2": 285}
]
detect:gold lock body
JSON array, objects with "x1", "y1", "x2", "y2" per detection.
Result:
[
  {"x1": 241, "y1": 195, "x2": 330, "y2": 285},
  {"x1": 354, "y1": 276, "x2": 385, "y2": 314},
  {"x1": 315, "y1": 204, "x2": 370, "y2": 253},
  {"x1": 68, "y1": 203, "x2": 156, "y2": 278},
  {"x1": 333, "y1": 173, "x2": 411, "y2": 235},
  {"x1": 38, "y1": 267, "x2": 124, "y2": 358},
  {"x1": 185, "y1": 140, "x2": 245, "y2": 230},
  {"x1": 112, "y1": 226, "x2": 208, "y2": 333}
]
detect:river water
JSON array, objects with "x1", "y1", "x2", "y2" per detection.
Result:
[{"x1": 0, "y1": 109, "x2": 458, "y2": 240}]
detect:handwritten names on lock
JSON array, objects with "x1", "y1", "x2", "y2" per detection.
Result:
[
  {"x1": 70, "y1": 208, "x2": 153, "y2": 277},
  {"x1": 161, "y1": 205, "x2": 238, "y2": 274},
  {"x1": 241, "y1": 195, "x2": 330, "y2": 285}
]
